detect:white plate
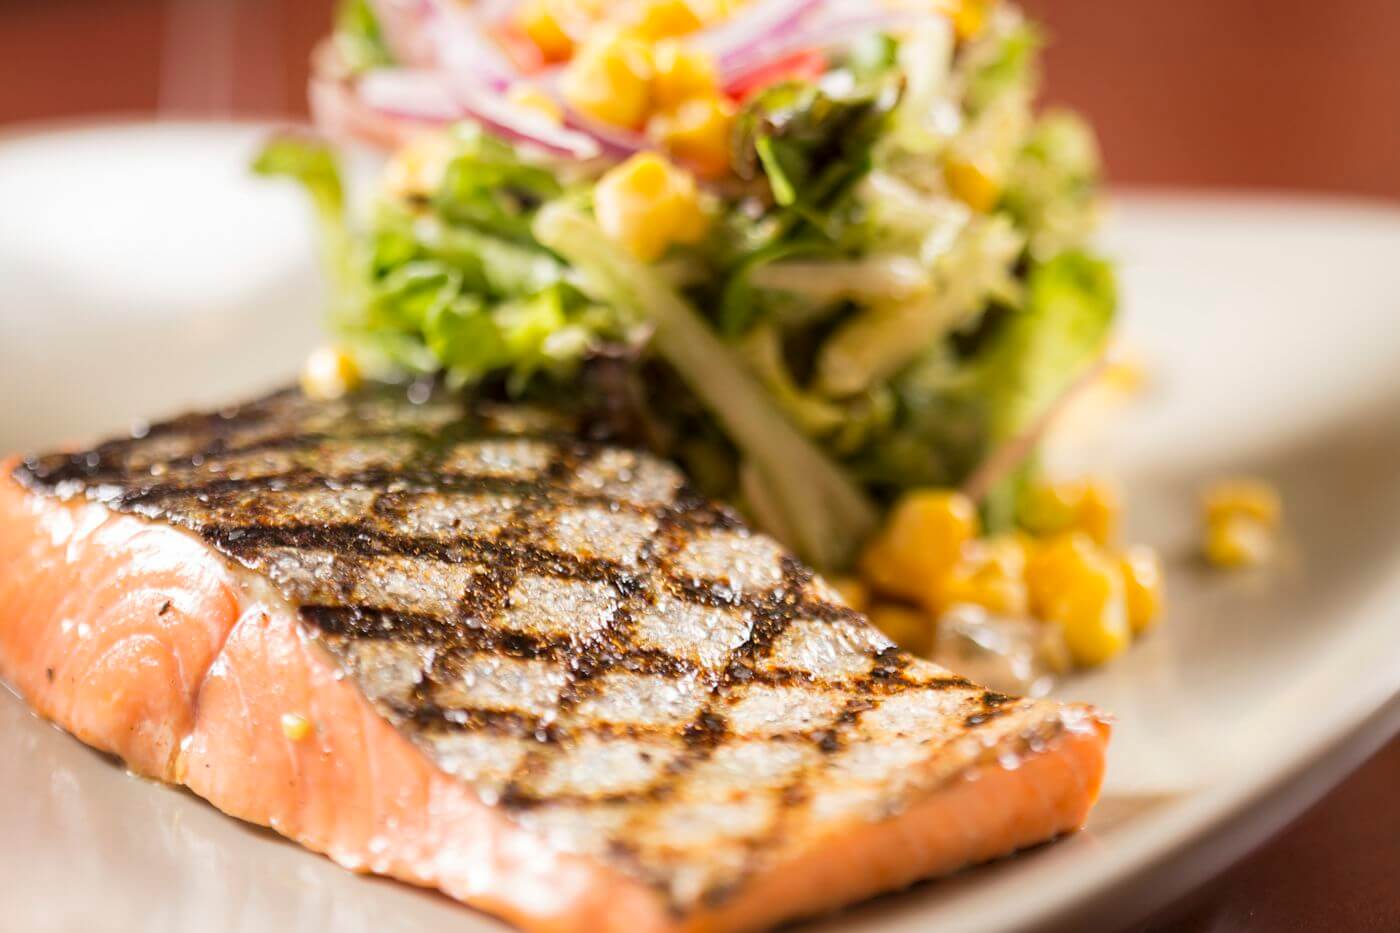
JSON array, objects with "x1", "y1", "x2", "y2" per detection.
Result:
[{"x1": 1, "y1": 123, "x2": 1398, "y2": 933}]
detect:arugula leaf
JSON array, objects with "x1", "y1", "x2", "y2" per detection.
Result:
[{"x1": 732, "y1": 75, "x2": 901, "y2": 226}]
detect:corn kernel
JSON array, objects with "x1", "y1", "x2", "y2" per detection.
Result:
[
  {"x1": 1202, "y1": 478, "x2": 1281, "y2": 530},
  {"x1": 507, "y1": 84, "x2": 565, "y2": 124},
  {"x1": 561, "y1": 28, "x2": 653, "y2": 129},
  {"x1": 933, "y1": 535, "x2": 1029, "y2": 616},
  {"x1": 860, "y1": 490, "x2": 979, "y2": 603},
  {"x1": 648, "y1": 94, "x2": 735, "y2": 177},
  {"x1": 1024, "y1": 532, "x2": 1101, "y2": 618},
  {"x1": 651, "y1": 40, "x2": 720, "y2": 111},
  {"x1": 944, "y1": 157, "x2": 1000, "y2": 212},
  {"x1": 868, "y1": 603, "x2": 935, "y2": 657},
  {"x1": 625, "y1": 0, "x2": 704, "y2": 40},
  {"x1": 1027, "y1": 533, "x2": 1130, "y2": 666},
  {"x1": 1102, "y1": 352, "x2": 1149, "y2": 394},
  {"x1": 518, "y1": 0, "x2": 575, "y2": 62},
  {"x1": 1120, "y1": 546, "x2": 1165, "y2": 633},
  {"x1": 934, "y1": 0, "x2": 993, "y2": 40},
  {"x1": 1021, "y1": 477, "x2": 1119, "y2": 546},
  {"x1": 382, "y1": 131, "x2": 453, "y2": 200},
  {"x1": 1020, "y1": 480, "x2": 1081, "y2": 537},
  {"x1": 687, "y1": 0, "x2": 738, "y2": 25},
  {"x1": 1077, "y1": 479, "x2": 1120, "y2": 547},
  {"x1": 594, "y1": 152, "x2": 710, "y2": 261},
  {"x1": 1204, "y1": 515, "x2": 1273, "y2": 568},
  {"x1": 280, "y1": 712, "x2": 312, "y2": 742},
  {"x1": 829, "y1": 576, "x2": 870, "y2": 613},
  {"x1": 300, "y1": 346, "x2": 361, "y2": 401}
]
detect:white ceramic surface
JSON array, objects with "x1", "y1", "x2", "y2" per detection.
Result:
[{"x1": 1, "y1": 123, "x2": 1398, "y2": 933}]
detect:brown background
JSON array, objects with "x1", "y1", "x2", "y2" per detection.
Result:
[
  {"x1": 4, "y1": 0, "x2": 1399, "y2": 199},
  {"x1": 1, "y1": 2, "x2": 1397, "y2": 930}
]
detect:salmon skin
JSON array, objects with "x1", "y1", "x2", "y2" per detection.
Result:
[{"x1": 0, "y1": 384, "x2": 1109, "y2": 932}]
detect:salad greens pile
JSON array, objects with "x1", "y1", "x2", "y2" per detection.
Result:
[{"x1": 262, "y1": 5, "x2": 1115, "y2": 571}]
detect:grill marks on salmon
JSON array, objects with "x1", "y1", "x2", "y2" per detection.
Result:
[{"x1": 3, "y1": 386, "x2": 1109, "y2": 930}]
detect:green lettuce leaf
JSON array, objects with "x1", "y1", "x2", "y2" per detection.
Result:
[{"x1": 977, "y1": 249, "x2": 1117, "y2": 525}]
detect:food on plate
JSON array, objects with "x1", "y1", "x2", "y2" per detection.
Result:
[
  {"x1": 1201, "y1": 477, "x2": 1282, "y2": 568},
  {"x1": 263, "y1": 0, "x2": 1164, "y2": 682},
  {"x1": 0, "y1": 385, "x2": 1109, "y2": 931}
]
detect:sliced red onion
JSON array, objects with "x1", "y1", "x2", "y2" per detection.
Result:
[
  {"x1": 357, "y1": 68, "x2": 606, "y2": 160},
  {"x1": 420, "y1": 0, "x2": 517, "y2": 91},
  {"x1": 310, "y1": 70, "x2": 439, "y2": 151},
  {"x1": 694, "y1": 0, "x2": 827, "y2": 74},
  {"x1": 720, "y1": 7, "x2": 932, "y2": 83},
  {"x1": 356, "y1": 68, "x2": 464, "y2": 122},
  {"x1": 366, "y1": 0, "x2": 438, "y2": 66},
  {"x1": 559, "y1": 110, "x2": 648, "y2": 160}
]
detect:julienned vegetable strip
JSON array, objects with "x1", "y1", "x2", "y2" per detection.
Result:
[{"x1": 535, "y1": 204, "x2": 879, "y2": 569}]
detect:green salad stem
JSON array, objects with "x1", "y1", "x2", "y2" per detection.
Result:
[{"x1": 535, "y1": 205, "x2": 879, "y2": 570}]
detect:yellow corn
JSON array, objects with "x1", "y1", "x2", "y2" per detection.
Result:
[
  {"x1": 1077, "y1": 479, "x2": 1119, "y2": 547},
  {"x1": 859, "y1": 489, "x2": 979, "y2": 603},
  {"x1": 944, "y1": 157, "x2": 1000, "y2": 212},
  {"x1": 625, "y1": 0, "x2": 704, "y2": 40},
  {"x1": 688, "y1": 0, "x2": 741, "y2": 25},
  {"x1": 1021, "y1": 477, "x2": 1120, "y2": 546},
  {"x1": 1120, "y1": 546, "x2": 1165, "y2": 633},
  {"x1": 867, "y1": 603, "x2": 935, "y2": 657},
  {"x1": 934, "y1": 0, "x2": 994, "y2": 40},
  {"x1": 1202, "y1": 478, "x2": 1281, "y2": 530},
  {"x1": 934, "y1": 535, "x2": 1029, "y2": 617},
  {"x1": 381, "y1": 131, "x2": 453, "y2": 200},
  {"x1": 650, "y1": 40, "x2": 720, "y2": 111},
  {"x1": 648, "y1": 94, "x2": 735, "y2": 177},
  {"x1": 829, "y1": 576, "x2": 871, "y2": 613},
  {"x1": 280, "y1": 712, "x2": 313, "y2": 742},
  {"x1": 507, "y1": 84, "x2": 564, "y2": 124},
  {"x1": 561, "y1": 28, "x2": 654, "y2": 129},
  {"x1": 300, "y1": 346, "x2": 361, "y2": 401},
  {"x1": 1204, "y1": 515, "x2": 1273, "y2": 569},
  {"x1": 518, "y1": 0, "x2": 575, "y2": 62},
  {"x1": 1026, "y1": 533, "x2": 1130, "y2": 666},
  {"x1": 1020, "y1": 480, "x2": 1081, "y2": 537},
  {"x1": 1101, "y1": 351, "x2": 1149, "y2": 394},
  {"x1": 594, "y1": 152, "x2": 710, "y2": 261}
]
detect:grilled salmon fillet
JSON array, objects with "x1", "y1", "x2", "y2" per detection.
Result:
[{"x1": 0, "y1": 385, "x2": 1109, "y2": 931}]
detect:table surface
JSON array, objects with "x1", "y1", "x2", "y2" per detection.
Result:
[
  {"x1": 1125, "y1": 739, "x2": 1399, "y2": 933},
  {"x1": 1, "y1": 3, "x2": 1397, "y2": 931}
]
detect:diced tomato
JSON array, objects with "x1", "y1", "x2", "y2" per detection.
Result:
[
  {"x1": 724, "y1": 49, "x2": 827, "y2": 102},
  {"x1": 490, "y1": 20, "x2": 548, "y2": 74}
]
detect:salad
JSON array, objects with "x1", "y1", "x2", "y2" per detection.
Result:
[{"x1": 261, "y1": 0, "x2": 1161, "y2": 692}]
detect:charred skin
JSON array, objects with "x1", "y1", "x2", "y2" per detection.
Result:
[{"x1": 14, "y1": 384, "x2": 1103, "y2": 915}]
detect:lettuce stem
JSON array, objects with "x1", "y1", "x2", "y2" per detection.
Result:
[{"x1": 535, "y1": 205, "x2": 879, "y2": 570}]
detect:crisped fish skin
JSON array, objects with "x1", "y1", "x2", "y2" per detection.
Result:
[{"x1": 0, "y1": 386, "x2": 1109, "y2": 931}]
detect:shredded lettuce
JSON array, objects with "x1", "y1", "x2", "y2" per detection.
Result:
[
  {"x1": 257, "y1": 129, "x2": 627, "y2": 388},
  {"x1": 1003, "y1": 111, "x2": 1103, "y2": 260},
  {"x1": 265, "y1": 9, "x2": 1117, "y2": 566}
]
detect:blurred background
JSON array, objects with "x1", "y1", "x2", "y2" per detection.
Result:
[
  {"x1": 2, "y1": 0, "x2": 1398, "y2": 198},
  {"x1": 0, "y1": 3, "x2": 1396, "y2": 932}
]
